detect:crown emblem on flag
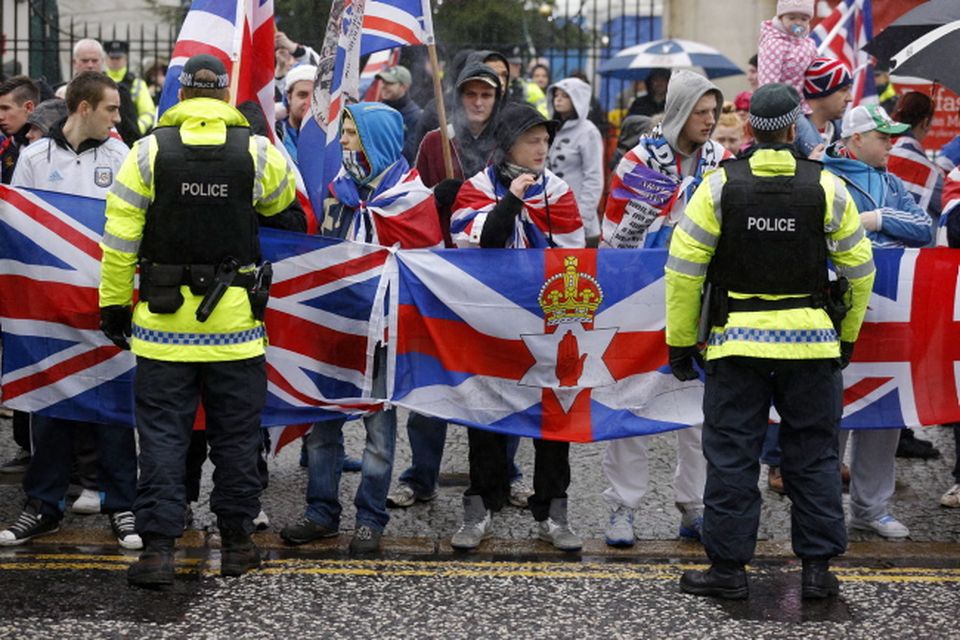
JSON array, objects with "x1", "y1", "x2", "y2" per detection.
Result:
[{"x1": 538, "y1": 256, "x2": 603, "y2": 326}]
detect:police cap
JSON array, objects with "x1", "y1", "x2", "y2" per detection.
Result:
[
  {"x1": 180, "y1": 54, "x2": 230, "y2": 90},
  {"x1": 749, "y1": 83, "x2": 802, "y2": 131},
  {"x1": 104, "y1": 40, "x2": 129, "y2": 58}
]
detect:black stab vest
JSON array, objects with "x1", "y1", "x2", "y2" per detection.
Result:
[
  {"x1": 706, "y1": 156, "x2": 827, "y2": 295},
  {"x1": 139, "y1": 126, "x2": 259, "y2": 266}
]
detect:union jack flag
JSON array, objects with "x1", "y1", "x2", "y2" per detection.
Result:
[
  {"x1": 0, "y1": 186, "x2": 386, "y2": 432},
  {"x1": 158, "y1": 0, "x2": 277, "y2": 127},
  {"x1": 299, "y1": 0, "x2": 434, "y2": 216},
  {"x1": 158, "y1": 0, "x2": 319, "y2": 231},
  {"x1": 844, "y1": 248, "x2": 960, "y2": 427},
  {"x1": 811, "y1": 0, "x2": 877, "y2": 107},
  {"x1": 0, "y1": 187, "x2": 134, "y2": 425}
]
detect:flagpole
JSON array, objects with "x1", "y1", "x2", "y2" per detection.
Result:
[
  {"x1": 420, "y1": 0, "x2": 453, "y2": 180},
  {"x1": 817, "y1": 0, "x2": 857, "y2": 55},
  {"x1": 429, "y1": 44, "x2": 455, "y2": 180},
  {"x1": 229, "y1": 0, "x2": 246, "y2": 105}
]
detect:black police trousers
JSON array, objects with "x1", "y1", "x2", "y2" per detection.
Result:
[
  {"x1": 133, "y1": 354, "x2": 266, "y2": 539},
  {"x1": 701, "y1": 356, "x2": 847, "y2": 565}
]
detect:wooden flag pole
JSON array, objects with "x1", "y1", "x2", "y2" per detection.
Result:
[{"x1": 428, "y1": 42, "x2": 455, "y2": 180}]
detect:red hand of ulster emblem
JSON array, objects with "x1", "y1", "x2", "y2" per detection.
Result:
[{"x1": 556, "y1": 330, "x2": 588, "y2": 387}]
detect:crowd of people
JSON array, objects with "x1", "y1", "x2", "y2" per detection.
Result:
[{"x1": 0, "y1": 0, "x2": 957, "y2": 597}]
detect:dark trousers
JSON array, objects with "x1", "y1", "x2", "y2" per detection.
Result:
[
  {"x1": 134, "y1": 355, "x2": 266, "y2": 538},
  {"x1": 466, "y1": 427, "x2": 570, "y2": 521},
  {"x1": 22, "y1": 417, "x2": 137, "y2": 518},
  {"x1": 12, "y1": 411, "x2": 30, "y2": 450},
  {"x1": 952, "y1": 423, "x2": 960, "y2": 484},
  {"x1": 185, "y1": 428, "x2": 270, "y2": 503},
  {"x1": 701, "y1": 356, "x2": 847, "y2": 565}
]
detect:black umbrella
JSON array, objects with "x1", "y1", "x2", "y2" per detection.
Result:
[
  {"x1": 890, "y1": 20, "x2": 960, "y2": 94},
  {"x1": 864, "y1": 0, "x2": 960, "y2": 65}
]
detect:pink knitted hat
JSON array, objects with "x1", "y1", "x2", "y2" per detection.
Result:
[{"x1": 777, "y1": 0, "x2": 814, "y2": 17}]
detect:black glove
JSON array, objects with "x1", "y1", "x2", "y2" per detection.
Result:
[
  {"x1": 669, "y1": 345, "x2": 702, "y2": 381},
  {"x1": 100, "y1": 305, "x2": 132, "y2": 350},
  {"x1": 840, "y1": 341, "x2": 854, "y2": 369},
  {"x1": 433, "y1": 178, "x2": 463, "y2": 212}
]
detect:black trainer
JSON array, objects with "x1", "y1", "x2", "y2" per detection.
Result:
[
  {"x1": 220, "y1": 529, "x2": 261, "y2": 577},
  {"x1": 280, "y1": 517, "x2": 339, "y2": 545},
  {"x1": 349, "y1": 525, "x2": 382, "y2": 555},
  {"x1": 801, "y1": 559, "x2": 840, "y2": 599},
  {"x1": 0, "y1": 506, "x2": 60, "y2": 546},
  {"x1": 896, "y1": 430, "x2": 940, "y2": 459},
  {"x1": 127, "y1": 537, "x2": 175, "y2": 589},
  {"x1": 679, "y1": 563, "x2": 749, "y2": 600}
]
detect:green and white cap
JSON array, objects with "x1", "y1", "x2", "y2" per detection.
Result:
[{"x1": 841, "y1": 103, "x2": 910, "y2": 137}]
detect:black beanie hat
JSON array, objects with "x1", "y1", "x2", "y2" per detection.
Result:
[{"x1": 493, "y1": 102, "x2": 559, "y2": 156}]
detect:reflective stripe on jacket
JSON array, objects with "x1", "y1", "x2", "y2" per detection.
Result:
[
  {"x1": 665, "y1": 148, "x2": 875, "y2": 360},
  {"x1": 98, "y1": 97, "x2": 295, "y2": 362}
]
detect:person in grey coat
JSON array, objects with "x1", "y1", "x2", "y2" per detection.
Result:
[{"x1": 546, "y1": 77, "x2": 604, "y2": 245}]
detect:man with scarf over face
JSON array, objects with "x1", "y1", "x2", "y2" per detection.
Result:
[
  {"x1": 281, "y1": 102, "x2": 441, "y2": 554},
  {"x1": 599, "y1": 70, "x2": 731, "y2": 550},
  {"x1": 448, "y1": 102, "x2": 585, "y2": 551}
]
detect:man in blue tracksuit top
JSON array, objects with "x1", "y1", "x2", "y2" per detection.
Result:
[
  {"x1": 822, "y1": 104, "x2": 932, "y2": 249},
  {"x1": 821, "y1": 103, "x2": 931, "y2": 542}
]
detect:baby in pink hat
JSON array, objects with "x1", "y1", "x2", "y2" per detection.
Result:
[{"x1": 758, "y1": 0, "x2": 818, "y2": 113}]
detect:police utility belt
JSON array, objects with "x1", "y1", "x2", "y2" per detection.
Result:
[
  {"x1": 698, "y1": 280, "x2": 850, "y2": 343},
  {"x1": 139, "y1": 259, "x2": 273, "y2": 322}
]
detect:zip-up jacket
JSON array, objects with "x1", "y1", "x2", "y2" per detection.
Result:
[
  {"x1": 98, "y1": 97, "x2": 295, "y2": 362},
  {"x1": 11, "y1": 119, "x2": 129, "y2": 197},
  {"x1": 666, "y1": 147, "x2": 875, "y2": 360}
]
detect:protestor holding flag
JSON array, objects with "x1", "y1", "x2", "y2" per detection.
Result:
[
  {"x1": 599, "y1": 70, "x2": 728, "y2": 550},
  {"x1": 99, "y1": 54, "x2": 295, "y2": 588},
  {"x1": 281, "y1": 102, "x2": 441, "y2": 555},
  {"x1": 448, "y1": 102, "x2": 585, "y2": 551}
]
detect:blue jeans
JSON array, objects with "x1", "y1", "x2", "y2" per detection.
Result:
[
  {"x1": 23, "y1": 416, "x2": 137, "y2": 518},
  {"x1": 305, "y1": 349, "x2": 396, "y2": 531},
  {"x1": 760, "y1": 423, "x2": 782, "y2": 466},
  {"x1": 397, "y1": 414, "x2": 522, "y2": 496}
]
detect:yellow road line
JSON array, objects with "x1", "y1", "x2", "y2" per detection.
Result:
[{"x1": 2, "y1": 555, "x2": 958, "y2": 584}]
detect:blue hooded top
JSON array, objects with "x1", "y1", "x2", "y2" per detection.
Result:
[
  {"x1": 340, "y1": 101, "x2": 405, "y2": 185},
  {"x1": 822, "y1": 143, "x2": 932, "y2": 248}
]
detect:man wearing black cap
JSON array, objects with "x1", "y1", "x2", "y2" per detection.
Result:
[
  {"x1": 98, "y1": 53, "x2": 295, "y2": 588},
  {"x1": 104, "y1": 40, "x2": 155, "y2": 142},
  {"x1": 665, "y1": 83, "x2": 876, "y2": 600}
]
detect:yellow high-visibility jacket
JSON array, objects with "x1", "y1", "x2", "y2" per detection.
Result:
[
  {"x1": 98, "y1": 97, "x2": 295, "y2": 362},
  {"x1": 107, "y1": 66, "x2": 156, "y2": 134},
  {"x1": 665, "y1": 148, "x2": 875, "y2": 360}
]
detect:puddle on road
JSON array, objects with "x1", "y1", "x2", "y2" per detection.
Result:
[{"x1": 717, "y1": 571, "x2": 853, "y2": 623}]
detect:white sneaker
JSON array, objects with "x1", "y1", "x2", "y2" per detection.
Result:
[
  {"x1": 451, "y1": 495, "x2": 493, "y2": 550},
  {"x1": 940, "y1": 484, "x2": 960, "y2": 508},
  {"x1": 850, "y1": 514, "x2": 909, "y2": 538},
  {"x1": 71, "y1": 489, "x2": 101, "y2": 514},
  {"x1": 253, "y1": 509, "x2": 270, "y2": 531},
  {"x1": 604, "y1": 505, "x2": 635, "y2": 548}
]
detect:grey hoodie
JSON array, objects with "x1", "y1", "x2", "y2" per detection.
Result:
[
  {"x1": 547, "y1": 78, "x2": 604, "y2": 238},
  {"x1": 660, "y1": 70, "x2": 724, "y2": 175}
]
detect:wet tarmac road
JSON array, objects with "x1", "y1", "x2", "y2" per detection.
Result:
[{"x1": 1, "y1": 546, "x2": 958, "y2": 639}]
